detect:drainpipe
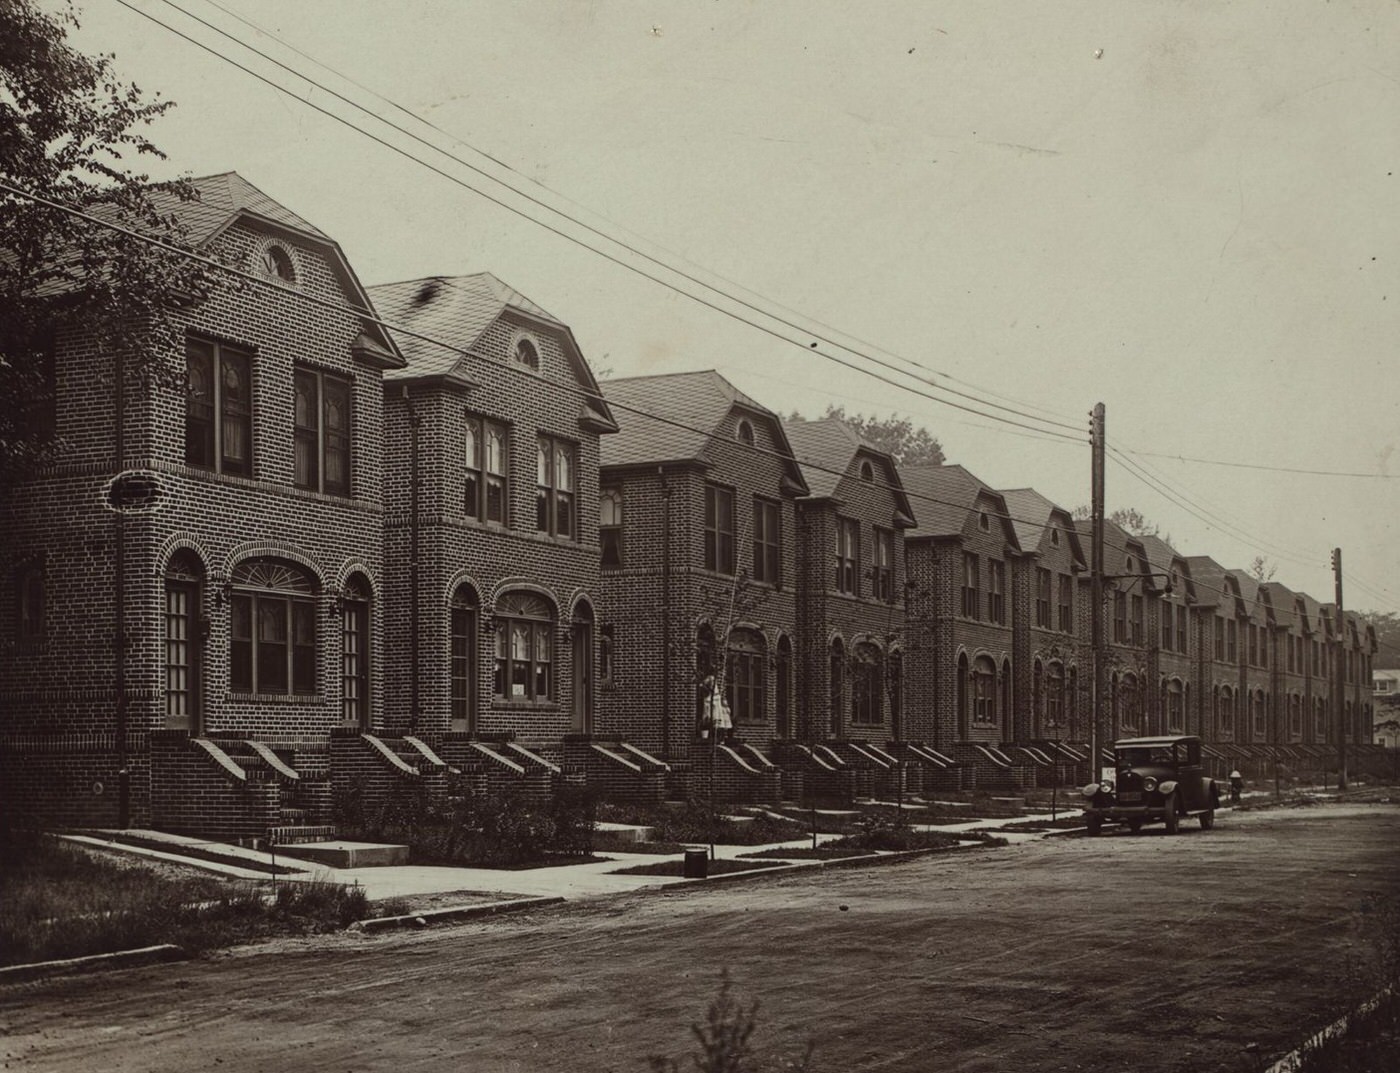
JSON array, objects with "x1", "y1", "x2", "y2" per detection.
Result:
[
  {"x1": 114, "y1": 346, "x2": 129, "y2": 827},
  {"x1": 405, "y1": 387, "x2": 421, "y2": 733},
  {"x1": 660, "y1": 468, "x2": 672, "y2": 758}
]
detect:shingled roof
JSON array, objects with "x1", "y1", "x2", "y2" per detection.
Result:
[
  {"x1": 782, "y1": 418, "x2": 916, "y2": 524},
  {"x1": 368, "y1": 274, "x2": 559, "y2": 377},
  {"x1": 998, "y1": 487, "x2": 1085, "y2": 566},
  {"x1": 147, "y1": 172, "x2": 331, "y2": 246},
  {"x1": 599, "y1": 371, "x2": 801, "y2": 486},
  {"x1": 901, "y1": 463, "x2": 1017, "y2": 548}
]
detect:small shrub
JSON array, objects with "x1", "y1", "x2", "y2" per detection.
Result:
[{"x1": 648, "y1": 973, "x2": 815, "y2": 1073}]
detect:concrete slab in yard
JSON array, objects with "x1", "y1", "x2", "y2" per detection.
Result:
[
  {"x1": 595, "y1": 822, "x2": 657, "y2": 843},
  {"x1": 275, "y1": 841, "x2": 409, "y2": 868}
]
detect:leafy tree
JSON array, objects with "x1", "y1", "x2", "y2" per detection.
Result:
[
  {"x1": 788, "y1": 404, "x2": 945, "y2": 466},
  {"x1": 1070, "y1": 505, "x2": 1171, "y2": 545},
  {"x1": 1248, "y1": 556, "x2": 1278, "y2": 583},
  {"x1": 1358, "y1": 610, "x2": 1400, "y2": 670},
  {"x1": 1, "y1": 0, "x2": 213, "y2": 485}
]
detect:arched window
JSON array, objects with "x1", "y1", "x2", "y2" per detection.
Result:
[
  {"x1": 1219, "y1": 685, "x2": 1235, "y2": 737},
  {"x1": 1289, "y1": 694, "x2": 1302, "y2": 737},
  {"x1": 341, "y1": 574, "x2": 371, "y2": 727},
  {"x1": 775, "y1": 635, "x2": 793, "y2": 738},
  {"x1": 736, "y1": 419, "x2": 754, "y2": 446},
  {"x1": 599, "y1": 487, "x2": 623, "y2": 569},
  {"x1": 1252, "y1": 689, "x2": 1267, "y2": 737},
  {"x1": 829, "y1": 638, "x2": 845, "y2": 737},
  {"x1": 230, "y1": 558, "x2": 317, "y2": 696},
  {"x1": 972, "y1": 655, "x2": 997, "y2": 725},
  {"x1": 450, "y1": 585, "x2": 479, "y2": 731},
  {"x1": 859, "y1": 460, "x2": 874, "y2": 482},
  {"x1": 851, "y1": 643, "x2": 882, "y2": 727},
  {"x1": 1045, "y1": 662, "x2": 1065, "y2": 731},
  {"x1": 1165, "y1": 678, "x2": 1184, "y2": 733},
  {"x1": 727, "y1": 628, "x2": 766, "y2": 726},
  {"x1": 164, "y1": 551, "x2": 204, "y2": 730},
  {"x1": 1033, "y1": 659, "x2": 1045, "y2": 730},
  {"x1": 695, "y1": 622, "x2": 718, "y2": 733},
  {"x1": 1000, "y1": 658, "x2": 1012, "y2": 733},
  {"x1": 1117, "y1": 672, "x2": 1140, "y2": 733},
  {"x1": 261, "y1": 244, "x2": 295, "y2": 283},
  {"x1": 514, "y1": 336, "x2": 540, "y2": 369},
  {"x1": 493, "y1": 592, "x2": 555, "y2": 701}
]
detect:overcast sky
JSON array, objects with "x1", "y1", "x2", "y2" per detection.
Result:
[{"x1": 62, "y1": 0, "x2": 1400, "y2": 616}]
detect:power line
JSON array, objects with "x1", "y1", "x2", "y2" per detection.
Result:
[
  {"x1": 132, "y1": 0, "x2": 1086, "y2": 443},
  {"x1": 8, "y1": 177, "x2": 1386, "y2": 630},
  {"x1": 197, "y1": 0, "x2": 1086, "y2": 433},
  {"x1": 1118, "y1": 443, "x2": 1400, "y2": 481}
]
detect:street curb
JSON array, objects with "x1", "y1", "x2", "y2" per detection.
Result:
[
  {"x1": 351, "y1": 895, "x2": 566, "y2": 932},
  {"x1": 1263, "y1": 984, "x2": 1395, "y2": 1072},
  {"x1": 0, "y1": 943, "x2": 187, "y2": 985},
  {"x1": 646, "y1": 837, "x2": 993, "y2": 889}
]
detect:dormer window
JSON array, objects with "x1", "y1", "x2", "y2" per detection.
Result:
[
  {"x1": 736, "y1": 419, "x2": 754, "y2": 446},
  {"x1": 859, "y1": 460, "x2": 874, "y2": 482},
  {"x1": 978, "y1": 512, "x2": 990, "y2": 532},
  {"x1": 261, "y1": 244, "x2": 295, "y2": 284},
  {"x1": 1050, "y1": 527, "x2": 1060, "y2": 547},
  {"x1": 513, "y1": 336, "x2": 540, "y2": 370}
]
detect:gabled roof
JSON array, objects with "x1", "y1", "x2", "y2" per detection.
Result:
[
  {"x1": 147, "y1": 172, "x2": 330, "y2": 245},
  {"x1": 902, "y1": 464, "x2": 1019, "y2": 549},
  {"x1": 147, "y1": 173, "x2": 400, "y2": 365},
  {"x1": 1186, "y1": 556, "x2": 1235, "y2": 611},
  {"x1": 368, "y1": 273, "x2": 615, "y2": 429},
  {"x1": 998, "y1": 488, "x2": 1086, "y2": 568},
  {"x1": 599, "y1": 371, "x2": 806, "y2": 489},
  {"x1": 1262, "y1": 582, "x2": 1300, "y2": 629},
  {"x1": 369, "y1": 273, "x2": 557, "y2": 376},
  {"x1": 782, "y1": 418, "x2": 915, "y2": 525}
]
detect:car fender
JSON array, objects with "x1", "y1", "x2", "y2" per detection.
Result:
[
  {"x1": 1080, "y1": 783, "x2": 1101, "y2": 798},
  {"x1": 1204, "y1": 778, "x2": 1220, "y2": 807},
  {"x1": 1158, "y1": 780, "x2": 1179, "y2": 799}
]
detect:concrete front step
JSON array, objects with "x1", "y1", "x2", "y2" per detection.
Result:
[
  {"x1": 268, "y1": 824, "x2": 337, "y2": 845},
  {"x1": 274, "y1": 841, "x2": 410, "y2": 868}
]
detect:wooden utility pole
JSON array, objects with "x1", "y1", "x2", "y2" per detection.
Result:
[
  {"x1": 1090, "y1": 403, "x2": 1106, "y2": 783},
  {"x1": 1333, "y1": 548, "x2": 1347, "y2": 791}
]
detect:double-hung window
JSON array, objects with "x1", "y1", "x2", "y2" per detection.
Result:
[
  {"x1": 835, "y1": 518, "x2": 859, "y2": 595},
  {"x1": 988, "y1": 561, "x2": 1006, "y2": 624},
  {"x1": 536, "y1": 436, "x2": 575, "y2": 539},
  {"x1": 186, "y1": 337, "x2": 252, "y2": 476},
  {"x1": 1130, "y1": 595, "x2": 1144, "y2": 646},
  {"x1": 1058, "y1": 574, "x2": 1074, "y2": 633},
  {"x1": 704, "y1": 484, "x2": 736, "y2": 574},
  {"x1": 600, "y1": 487, "x2": 623, "y2": 569},
  {"x1": 752, "y1": 498, "x2": 782, "y2": 586},
  {"x1": 229, "y1": 558, "x2": 316, "y2": 696},
  {"x1": 465, "y1": 417, "x2": 508, "y2": 524},
  {"x1": 294, "y1": 367, "x2": 352, "y2": 495},
  {"x1": 1035, "y1": 568, "x2": 1051, "y2": 628},
  {"x1": 961, "y1": 553, "x2": 980, "y2": 619},
  {"x1": 873, "y1": 528, "x2": 895, "y2": 602},
  {"x1": 1113, "y1": 592, "x2": 1127, "y2": 644},
  {"x1": 493, "y1": 592, "x2": 554, "y2": 701},
  {"x1": 1177, "y1": 605, "x2": 1188, "y2": 653}
]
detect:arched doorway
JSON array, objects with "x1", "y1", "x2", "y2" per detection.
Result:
[
  {"x1": 571, "y1": 601, "x2": 594, "y2": 733},
  {"x1": 164, "y1": 550, "x2": 205, "y2": 733}
]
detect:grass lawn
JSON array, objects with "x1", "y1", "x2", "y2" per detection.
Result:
[
  {"x1": 0, "y1": 831, "x2": 398, "y2": 967},
  {"x1": 596, "y1": 802, "x2": 809, "y2": 845}
]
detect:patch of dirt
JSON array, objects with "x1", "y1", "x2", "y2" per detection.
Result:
[{"x1": 6, "y1": 804, "x2": 1399, "y2": 1073}]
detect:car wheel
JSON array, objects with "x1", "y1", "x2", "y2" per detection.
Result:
[
  {"x1": 1127, "y1": 820, "x2": 1143, "y2": 834},
  {"x1": 1086, "y1": 814, "x2": 1102, "y2": 836},
  {"x1": 1199, "y1": 809, "x2": 1215, "y2": 830},
  {"x1": 1163, "y1": 794, "x2": 1180, "y2": 835}
]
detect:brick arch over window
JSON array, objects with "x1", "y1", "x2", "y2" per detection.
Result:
[
  {"x1": 489, "y1": 578, "x2": 560, "y2": 612},
  {"x1": 163, "y1": 549, "x2": 206, "y2": 732},
  {"x1": 850, "y1": 641, "x2": 883, "y2": 729},
  {"x1": 727, "y1": 627, "x2": 767, "y2": 727},
  {"x1": 449, "y1": 583, "x2": 481, "y2": 732},
  {"x1": 492, "y1": 590, "x2": 556, "y2": 703},
  {"x1": 332, "y1": 558, "x2": 380, "y2": 597},
  {"x1": 341, "y1": 571, "x2": 372, "y2": 728},
  {"x1": 223, "y1": 541, "x2": 322, "y2": 583},
  {"x1": 774, "y1": 633, "x2": 794, "y2": 739},
  {"x1": 228, "y1": 557, "x2": 319, "y2": 697},
  {"x1": 971, "y1": 654, "x2": 997, "y2": 729}
]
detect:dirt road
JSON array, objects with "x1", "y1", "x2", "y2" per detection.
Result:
[{"x1": 4, "y1": 803, "x2": 1398, "y2": 1073}]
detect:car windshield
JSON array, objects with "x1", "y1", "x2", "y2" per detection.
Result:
[{"x1": 1118, "y1": 746, "x2": 1175, "y2": 767}]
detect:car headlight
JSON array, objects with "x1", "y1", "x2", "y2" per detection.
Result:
[
  {"x1": 1143, "y1": 776, "x2": 1158, "y2": 792},
  {"x1": 1100, "y1": 780, "x2": 1115, "y2": 794}
]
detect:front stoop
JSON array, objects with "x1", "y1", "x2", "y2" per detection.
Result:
[
  {"x1": 562, "y1": 736, "x2": 668, "y2": 803},
  {"x1": 770, "y1": 742, "x2": 856, "y2": 806},
  {"x1": 948, "y1": 742, "x2": 1034, "y2": 791},
  {"x1": 275, "y1": 840, "x2": 410, "y2": 868},
  {"x1": 329, "y1": 730, "x2": 450, "y2": 817},
  {"x1": 680, "y1": 742, "x2": 782, "y2": 805}
]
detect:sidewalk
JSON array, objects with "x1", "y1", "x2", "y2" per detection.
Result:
[{"x1": 68, "y1": 807, "x2": 1066, "y2": 905}]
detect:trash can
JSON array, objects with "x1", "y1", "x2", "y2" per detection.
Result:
[{"x1": 682, "y1": 847, "x2": 709, "y2": 878}]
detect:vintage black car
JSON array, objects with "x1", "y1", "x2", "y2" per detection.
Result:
[{"x1": 1081, "y1": 735, "x2": 1220, "y2": 835}]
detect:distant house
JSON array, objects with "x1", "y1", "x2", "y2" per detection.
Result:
[{"x1": 1375, "y1": 669, "x2": 1400, "y2": 747}]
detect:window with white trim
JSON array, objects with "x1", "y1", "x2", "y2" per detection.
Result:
[
  {"x1": 493, "y1": 592, "x2": 554, "y2": 701},
  {"x1": 229, "y1": 558, "x2": 317, "y2": 696},
  {"x1": 536, "y1": 435, "x2": 575, "y2": 539},
  {"x1": 186, "y1": 336, "x2": 252, "y2": 476}
]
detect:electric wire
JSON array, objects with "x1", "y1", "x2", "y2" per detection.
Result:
[
  {"x1": 132, "y1": 0, "x2": 1086, "y2": 442},
  {"x1": 195, "y1": 0, "x2": 1085, "y2": 432},
  {"x1": 5, "y1": 175, "x2": 1387, "y2": 637}
]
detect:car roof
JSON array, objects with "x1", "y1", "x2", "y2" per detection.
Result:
[{"x1": 1113, "y1": 736, "x2": 1200, "y2": 748}]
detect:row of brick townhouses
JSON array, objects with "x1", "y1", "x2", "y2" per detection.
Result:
[{"x1": 0, "y1": 174, "x2": 1382, "y2": 837}]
